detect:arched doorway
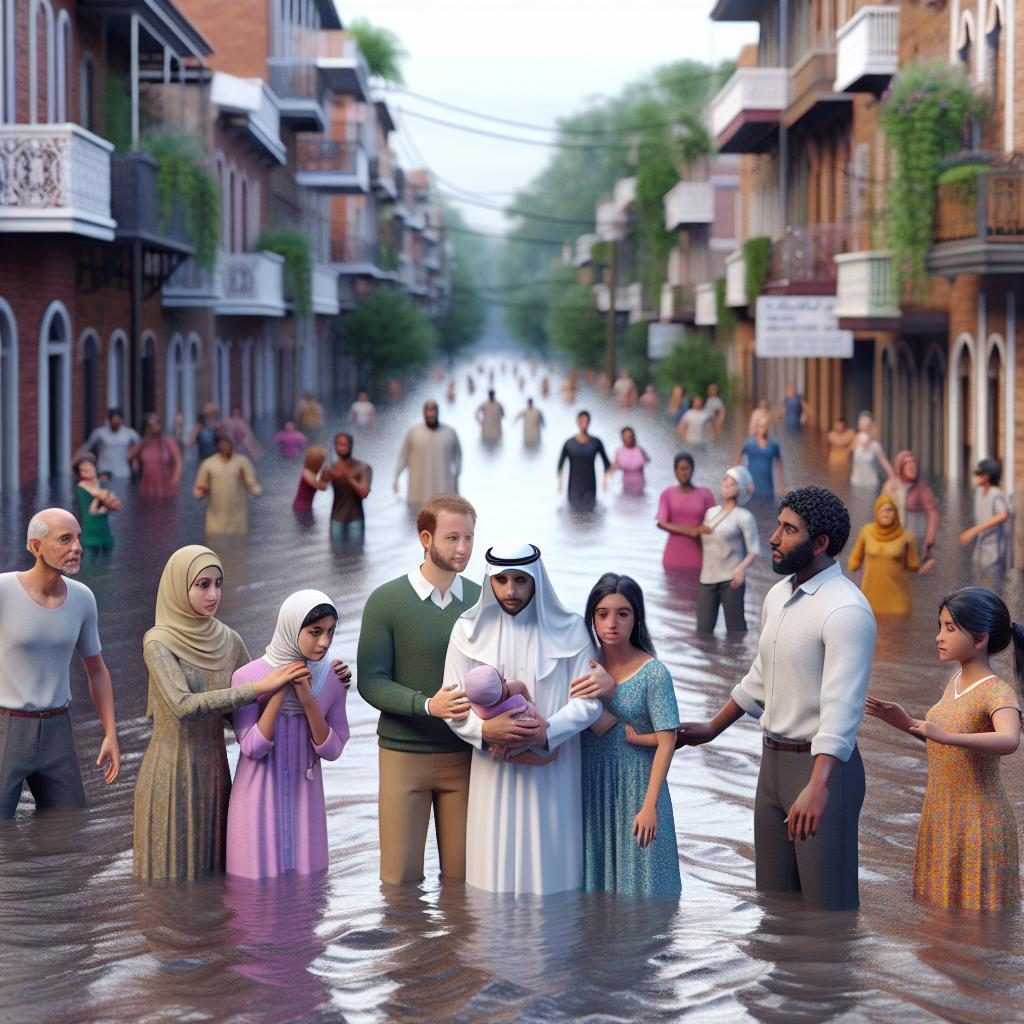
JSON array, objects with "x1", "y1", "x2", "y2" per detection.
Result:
[
  {"x1": 165, "y1": 333, "x2": 183, "y2": 430},
  {"x1": 79, "y1": 329, "x2": 100, "y2": 437},
  {"x1": 214, "y1": 339, "x2": 231, "y2": 415},
  {"x1": 880, "y1": 347, "x2": 895, "y2": 454},
  {"x1": 0, "y1": 298, "x2": 18, "y2": 492},
  {"x1": 922, "y1": 346, "x2": 946, "y2": 481},
  {"x1": 895, "y1": 347, "x2": 915, "y2": 453},
  {"x1": 186, "y1": 333, "x2": 201, "y2": 427},
  {"x1": 140, "y1": 331, "x2": 157, "y2": 417},
  {"x1": 986, "y1": 338, "x2": 1005, "y2": 463},
  {"x1": 947, "y1": 333, "x2": 974, "y2": 483},
  {"x1": 107, "y1": 329, "x2": 128, "y2": 415},
  {"x1": 38, "y1": 301, "x2": 72, "y2": 482}
]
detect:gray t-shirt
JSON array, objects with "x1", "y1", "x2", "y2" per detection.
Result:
[
  {"x1": 0, "y1": 573, "x2": 102, "y2": 710},
  {"x1": 86, "y1": 424, "x2": 140, "y2": 476},
  {"x1": 700, "y1": 504, "x2": 760, "y2": 584},
  {"x1": 680, "y1": 408, "x2": 714, "y2": 443},
  {"x1": 973, "y1": 486, "x2": 1009, "y2": 571}
]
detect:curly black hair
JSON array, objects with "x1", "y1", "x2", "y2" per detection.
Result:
[{"x1": 778, "y1": 486, "x2": 851, "y2": 557}]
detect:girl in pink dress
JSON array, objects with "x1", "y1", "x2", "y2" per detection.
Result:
[
  {"x1": 656, "y1": 451, "x2": 715, "y2": 571},
  {"x1": 610, "y1": 426, "x2": 651, "y2": 496},
  {"x1": 227, "y1": 590, "x2": 351, "y2": 878},
  {"x1": 291, "y1": 445, "x2": 328, "y2": 514},
  {"x1": 128, "y1": 414, "x2": 182, "y2": 498}
]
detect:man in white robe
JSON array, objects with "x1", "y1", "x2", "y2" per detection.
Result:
[
  {"x1": 393, "y1": 400, "x2": 462, "y2": 505},
  {"x1": 444, "y1": 542, "x2": 602, "y2": 895},
  {"x1": 475, "y1": 390, "x2": 505, "y2": 444}
]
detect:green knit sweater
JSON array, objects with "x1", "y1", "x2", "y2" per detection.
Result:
[{"x1": 356, "y1": 574, "x2": 481, "y2": 753}]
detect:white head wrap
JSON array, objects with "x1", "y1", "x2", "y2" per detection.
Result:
[
  {"x1": 264, "y1": 589, "x2": 337, "y2": 712},
  {"x1": 725, "y1": 465, "x2": 755, "y2": 506},
  {"x1": 449, "y1": 542, "x2": 591, "y2": 680}
]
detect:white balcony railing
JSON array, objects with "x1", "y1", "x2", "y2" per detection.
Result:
[
  {"x1": 316, "y1": 33, "x2": 371, "y2": 101},
  {"x1": 725, "y1": 249, "x2": 747, "y2": 307},
  {"x1": 695, "y1": 282, "x2": 718, "y2": 326},
  {"x1": 710, "y1": 67, "x2": 788, "y2": 141},
  {"x1": 212, "y1": 73, "x2": 286, "y2": 165},
  {"x1": 666, "y1": 247, "x2": 685, "y2": 287},
  {"x1": 312, "y1": 262, "x2": 340, "y2": 315},
  {"x1": 624, "y1": 281, "x2": 647, "y2": 324},
  {"x1": 163, "y1": 250, "x2": 286, "y2": 315},
  {"x1": 593, "y1": 283, "x2": 631, "y2": 313},
  {"x1": 574, "y1": 232, "x2": 598, "y2": 266},
  {"x1": 834, "y1": 5, "x2": 899, "y2": 93},
  {"x1": 0, "y1": 123, "x2": 114, "y2": 239},
  {"x1": 664, "y1": 181, "x2": 714, "y2": 230},
  {"x1": 834, "y1": 251, "x2": 899, "y2": 320}
]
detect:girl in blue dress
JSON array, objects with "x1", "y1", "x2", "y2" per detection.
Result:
[{"x1": 575, "y1": 573, "x2": 681, "y2": 898}]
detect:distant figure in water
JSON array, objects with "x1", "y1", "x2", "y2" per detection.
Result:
[
  {"x1": 639, "y1": 385, "x2": 659, "y2": 412},
  {"x1": 224, "y1": 406, "x2": 262, "y2": 462},
  {"x1": 296, "y1": 392, "x2": 324, "y2": 434},
  {"x1": 609, "y1": 426, "x2": 650, "y2": 496},
  {"x1": 274, "y1": 420, "x2": 307, "y2": 459},
  {"x1": 557, "y1": 410, "x2": 610, "y2": 512},
  {"x1": 850, "y1": 411, "x2": 893, "y2": 490},
  {"x1": 394, "y1": 400, "x2": 462, "y2": 505},
  {"x1": 476, "y1": 390, "x2": 505, "y2": 444},
  {"x1": 347, "y1": 391, "x2": 377, "y2": 430},
  {"x1": 446, "y1": 378, "x2": 457, "y2": 403},
  {"x1": 561, "y1": 369, "x2": 577, "y2": 402},
  {"x1": 612, "y1": 368, "x2": 637, "y2": 408},
  {"x1": 848, "y1": 495, "x2": 924, "y2": 618},
  {"x1": 328, "y1": 432, "x2": 372, "y2": 542},
  {"x1": 514, "y1": 397, "x2": 545, "y2": 448},
  {"x1": 128, "y1": 413, "x2": 182, "y2": 499},
  {"x1": 194, "y1": 435, "x2": 262, "y2": 535},
  {"x1": 540, "y1": 376, "x2": 550, "y2": 398},
  {"x1": 466, "y1": 375, "x2": 476, "y2": 396},
  {"x1": 292, "y1": 445, "x2": 328, "y2": 515},
  {"x1": 826, "y1": 416, "x2": 856, "y2": 473}
]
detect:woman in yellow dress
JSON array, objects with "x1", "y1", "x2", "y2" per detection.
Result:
[
  {"x1": 847, "y1": 494, "x2": 924, "y2": 616},
  {"x1": 866, "y1": 587, "x2": 1022, "y2": 910}
]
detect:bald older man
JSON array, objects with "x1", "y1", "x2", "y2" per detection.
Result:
[{"x1": 0, "y1": 509, "x2": 120, "y2": 817}]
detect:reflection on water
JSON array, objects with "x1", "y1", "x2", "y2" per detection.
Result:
[{"x1": 2, "y1": 350, "x2": 1024, "y2": 1022}]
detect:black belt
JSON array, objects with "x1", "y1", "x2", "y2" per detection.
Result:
[
  {"x1": 764, "y1": 735, "x2": 811, "y2": 753},
  {"x1": 0, "y1": 705, "x2": 69, "y2": 719}
]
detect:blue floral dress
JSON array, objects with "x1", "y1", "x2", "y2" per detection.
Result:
[{"x1": 581, "y1": 659, "x2": 681, "y2": 898}]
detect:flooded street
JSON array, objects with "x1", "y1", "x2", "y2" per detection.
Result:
[{"x1": 2, "y1": 347, "x2": 1024, "y2": 1024}]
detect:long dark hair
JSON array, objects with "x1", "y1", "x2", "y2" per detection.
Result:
[
  {"x1": 940, "y1": 586, "x2": 1024, "y2": 694},
  {"x1": 585, "y1": 573, "x2": 656, "y2": 657}
]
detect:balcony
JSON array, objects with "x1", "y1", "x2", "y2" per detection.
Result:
[
  {"x1": 660, "y1": 283, "x2": 695, "y2": 323},
  {"x1": 311, "y1": 262, "x2": 339, "y2": 315},
  {"x1": 371, "y1": 155, "x2": 398, "y2": 200},
  {"x1": 834, "y1": 5, "x2": 899, "y2": 95},
  {"x1": 597, "y1": 177, "x2": 637, "y2": 239},
  {"x1": 162, "y1": 250, "x2": 286, "y2": 315},
  {"x1": 295, "y1": 139, "x2": 370, "y2": 193},
  {"x1": 710, "y1": 67, "x2": 788, "y2": 154},
  {"x1": 664, "y1": 181, "x2": 714, "y2": 230},
  {"x1": 111, "y1": 151, "x2": 191, "y2": 253},
  {"x1": 266, "y1": 59, "x2": 326, "y2": 132},
  {"x1": 574, "y1": 233, "x2": 598, "y2": 266},
  {"x1": 593, "y1": 283, "x2": 632, "y2": 313},
  {"x1": 0, "y1": 124, "x2": 114, "y2": 240},
  {"x1": 316, "y1": 33, "x2": 370, "y2": 101},
  {"x1": 330, "y1": 238, "x2": 398, "y2": 280},
  {"x1": 725, "y1": 249, "x2": 747, "y2": 307},
  {"x1": 217, "y1": 251, "x2": 286, "y2": 316},
  {"x1": 212, "y1": 73, "x2": 286, "y2": 165},
  {"x1": 928, "y1": 170, "x2": 1024, "y2": 276},
  {"x1": 695, "y1": 282, "x2": 718, "y2": 326},
  {"x1": 834, "y1": 251, "x2": 899, "y2": 325},
  {"x1": 785, "y1": 50, "x2": 850, "y2": 132},
  {"x1": 765, "y1": 224, "x2": 854, "y2": 294}
]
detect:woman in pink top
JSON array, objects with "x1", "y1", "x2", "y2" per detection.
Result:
[
  {"x1": 292, "y1": 445, "x2": 328, "y2": 514},
  {"x1": 227, "y1": 589, "x2": 351, "y2": 878},
  {"x1": 610, "y1": 426, "x2": 651, "y2": 496},
  {"x1": 128, "y1": 414, "x2": 182, "y2": 498},
  {"x1": 656, "y1": 451, "x2": 715, "y2": 570}
]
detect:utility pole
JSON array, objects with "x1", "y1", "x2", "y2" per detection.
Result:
[{"x1": 604, "y1": 236, "x2": 618, "y2": 381}]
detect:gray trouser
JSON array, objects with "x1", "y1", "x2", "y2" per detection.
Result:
[
  {"x1": 754, "y1": 744, "x2": 864, "y2": 910},
  {"x1": 0, "y1": 712, "x2": 87, "y2": 819},
  {"x1": 697, "y1": 580, "x2": 747, "y2": 633}
]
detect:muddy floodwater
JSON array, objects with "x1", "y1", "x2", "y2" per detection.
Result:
[{"x1": 2, "y1": 352, "x2": 1023, "y2": 1024}]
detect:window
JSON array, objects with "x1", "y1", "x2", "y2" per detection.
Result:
[{"x1": 79, "y1": 54, "x2": 94, "y2": 130}]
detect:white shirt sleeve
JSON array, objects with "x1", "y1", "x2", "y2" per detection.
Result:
[
  {"x1": 442, "y1": 642, "x2": 484, "y2": 749},
  {"x1": 544, "y1": 650, "x2": 603, "y2": 751},
  {"x1": 731, "y1": 597, "x2": 769, "y2": 718},
  {"x1": 812, "y1": 604, "x2": 876, "y2": 760}
]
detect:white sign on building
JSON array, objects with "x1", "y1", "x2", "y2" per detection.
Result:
[
  {"x1": 648, "y1": 322, "x2": 685, "y2": 360},
  {"x1": 755, "y1": 295, "x2": 854, "y2": 358}
]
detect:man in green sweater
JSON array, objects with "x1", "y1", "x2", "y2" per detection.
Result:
[{"x1": 357, "y1": 493, "x2": 482, "y2": 884}]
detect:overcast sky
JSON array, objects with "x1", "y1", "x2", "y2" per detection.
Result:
[{"x1": 339, "y1": 1, "x2": 756, "y2": 233}]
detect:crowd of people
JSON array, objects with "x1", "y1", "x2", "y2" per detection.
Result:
[{"x1": 2, "y1": 364, "x2": 1021, "y2": 921}]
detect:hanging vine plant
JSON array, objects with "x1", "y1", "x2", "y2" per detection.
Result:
[
  {"x1": 714, "y1": 276, "x2": 735, "y2": 336},
  {"x1": 140, "y1": 130, "x2": 220, "y2": 270},
  {"x1": 256, "y1": 228, "x2": 312, "y2": 318},
  {"x1": 880, "y1": 62, "x2": 985, "y2": 299},
  {"x1": 742, "y1": 236, "x2": 772, "y2": 305}
]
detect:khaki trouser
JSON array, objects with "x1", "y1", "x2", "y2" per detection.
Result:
[{"x1": 378, "y1": 747, "x2": 471, "y2": 885}]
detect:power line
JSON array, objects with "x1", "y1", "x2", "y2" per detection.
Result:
[{"x1": 435, "y1": 188, "x2": 597, "y2": 227}]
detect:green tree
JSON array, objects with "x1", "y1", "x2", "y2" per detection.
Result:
[
  {"x1": 654, "y1": 336, "x2": 728, "y2": 400},
  {"x1": 434, "y1": 204, "x2": 487, "y2": 361},
  {"x1": 546, "y1": 274, "x2": 605, "y2": 368},
  {"x1": 340, "y1": 287, "x2": 437, "y2": 390},
  {"x1": 349, "y1": 19, "x2": 407, "y2": 84}
]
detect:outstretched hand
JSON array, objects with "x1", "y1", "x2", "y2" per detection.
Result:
[
  {"x1": 865, "y1": 695, "x2": 915, "y2": 733},
  {"x1": 674, "y1": 722, "x2": 717, "y2": 749}
]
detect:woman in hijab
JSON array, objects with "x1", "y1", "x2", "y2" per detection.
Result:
[
  {"x1": 696, "y1": 465, "x2": 760, "y2": 634},
  {"x1": 882, "y1": 449, "x2": 940, "y2": 566},
  {"x1": 133, "y1": 546, "x2": 307, "y2": 881},
  {"x1": 227, "y1": 591, "x2": 350, "y2": 878},
  {"x1": 847, "y1": 495, "x2": 923, "y2": 617}
]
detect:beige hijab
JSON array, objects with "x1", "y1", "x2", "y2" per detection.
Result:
[{"x1": 143, "y1": 545, "x2": 236, "y2": 673}]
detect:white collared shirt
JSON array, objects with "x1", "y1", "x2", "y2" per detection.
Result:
[
  {"x1": 731, "y1": 561, "x2": 876, "y2": 761},
  {"x1": 407, "y1": 566, "x2": 464, "y2": 610}
]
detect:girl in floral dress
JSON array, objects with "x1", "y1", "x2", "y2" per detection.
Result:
[{"x1": 866, "y1": 587, "x2": 1023, "y2": 909}]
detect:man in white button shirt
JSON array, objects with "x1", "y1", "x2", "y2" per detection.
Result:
[
  {"x1": 678, "y1": 486, "x2": 876, "y2": 910},
  {"x1": 84, "y1": 408, "x2": 140, "y2": 478}
]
